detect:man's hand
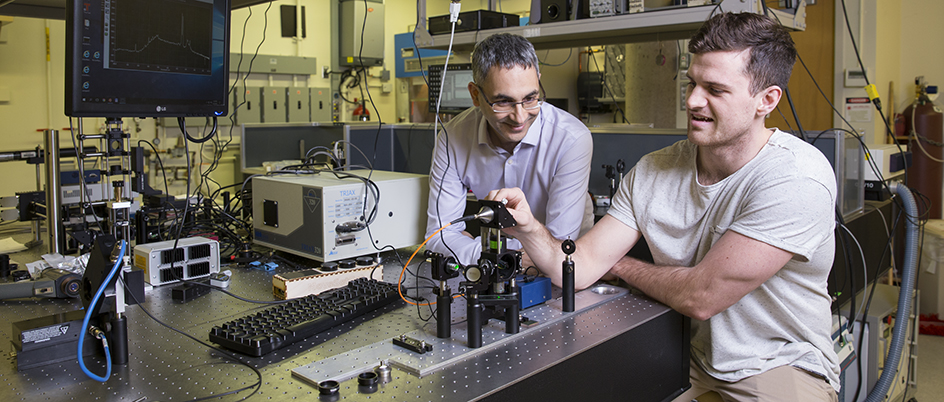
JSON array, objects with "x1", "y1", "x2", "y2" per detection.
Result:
[{"x1": 486, "y1": 187, "x2": 537, "y2": 236}]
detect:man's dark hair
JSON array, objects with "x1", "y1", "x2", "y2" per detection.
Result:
[
  {"x1": 688, "y1": 12, "x2": 797, "y2": 95},
  {"x1": 471, "y1": 33, "x2": 540, "y2": 85}
]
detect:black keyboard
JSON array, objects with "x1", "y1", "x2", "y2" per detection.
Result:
[{"x1": 208, "y1": 278, "x2": 400, "y2": 357}]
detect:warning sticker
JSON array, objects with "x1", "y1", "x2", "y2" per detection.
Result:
[
  {"x1": 22, "y1": 324, "x2": 69, "y2": 344},
  {"x1": 845, "y1": 97, "x2": 873, "y2": 123},
  {"x1": 135, "y1": 254, "x2": 147, "y2": 270}
]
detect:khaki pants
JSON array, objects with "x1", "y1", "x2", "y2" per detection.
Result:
[{"x1": 672, "y1": 359, "x2": 838, "y2": 402}]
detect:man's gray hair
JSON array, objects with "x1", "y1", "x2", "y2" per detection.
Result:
[{"x1": 471, "y1": 33, "x2": 540, "y2": 84}]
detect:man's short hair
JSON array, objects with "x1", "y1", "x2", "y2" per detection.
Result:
[
  {"x1": 688, "y1": 12, "x2": 797, "y2": 95},
  {"x1": 471, "y1": 33, "x2": 540, "y2": 85}
]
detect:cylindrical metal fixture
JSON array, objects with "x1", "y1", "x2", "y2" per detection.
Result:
[
  {"x1": 44, "y1": 129, "x2": 62, "y2": 255},
  {"x1": 436, "y1": 284, "x2": 452, "y2": 338},
  {"x1": 467, "y1": 293, "x2": 482, "y2": 348},
  {"x1": 109, "y1": 314, "x2": 129, "y2": 365},
  {"x1": 504, "y1": 280, "x2": 520, "y2": 334},
  {"x1": 562, "y1": 256, "x2": 575, "y2": 313},
  {"x1": 561, "y1": 239, "x2": 576, "y2": 313}
]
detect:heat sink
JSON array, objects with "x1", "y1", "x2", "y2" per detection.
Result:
[{"x1": 133, "y1": 237, "x2": 220, "y2": 286}]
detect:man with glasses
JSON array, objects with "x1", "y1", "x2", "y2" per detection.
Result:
[{"x1": 425, "y1": 33, "x2": 593, "y2": 266}]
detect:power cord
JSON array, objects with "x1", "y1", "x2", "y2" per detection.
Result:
[{"x1": 116, "y1": 271, "x2": 263, "y2": 400}]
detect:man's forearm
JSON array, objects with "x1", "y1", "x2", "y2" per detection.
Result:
[
  {"x1": 512, "y1": 224, "x2": 566, "y2": 285},
  {"x1": 610, "y1": 256, "x2": 709, "y2": 320}
]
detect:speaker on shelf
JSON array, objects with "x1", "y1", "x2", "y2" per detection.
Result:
[{"x1": 531, "y1": 0, "x2": 570, "y2": 24}]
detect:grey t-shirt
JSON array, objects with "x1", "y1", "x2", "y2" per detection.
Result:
[{"x1": 607, "y1": 129, "x2": 841, "y2": 392}]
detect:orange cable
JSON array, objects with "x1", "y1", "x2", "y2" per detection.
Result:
[{"x1": 399, "y1": 222, "x2": 458, "y2": 306}]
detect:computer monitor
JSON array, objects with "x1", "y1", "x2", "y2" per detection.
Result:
[
  {"x1": 65, "y1": 0, "x2": 231, "y2": 118},
  {"x1": 427, "y1": 64, "x2": 474, "y2": 114}
]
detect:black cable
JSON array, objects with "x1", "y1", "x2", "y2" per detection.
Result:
[
  {"x1": 194, "y1": 126, "x2": 225, "y2": 198},
  {"x1": 757, "y1": 7, "x2": 917, "y2": 399},
  {"x1": 412, "y1": 20, "x2": 463, "y2": 264},
  {"x1": 136, "y1": 140, "x2": 172, "y2": 204},
  {"x1": 68, "y1": 117, "x2": 105, "y2": 234},
  {"x1": 137, "y1": 139, "x2": 179, "y2": 241},
  {"x1": 833, "y1": 0, "x2": 904, "y2": 180},
  {"x1": 209, "y1": 181, "x2": 247, "y2": 202},
  {"x1": 764, "y1": 6, "x2": 910, "y2": 196},
  {"x1": 338, "y1": 69, "x2": 362, "y2": 104},
  {"x1": 837, "y1": 218, "x2": 857, "y2": 329},
  {"x1": 757, "y1": 0, "x2": 805, "y2": 142},
  {"x1": 839, "y1": 0, "x2": 871, "y2": 88},
  {"x1": 408, "y1": 260, "x2": 436, "y2": 322},
  {"x1": 171, "y1": 0, "x2": 272, "y2": 264},
  {"x1": 228, "y1": 1, "x2": 272, "y2": 139},
  {"x1": 178, "y1": 116, "x2": 218, "y2": 144},
  {"x1": 810, "y1": 126, "x2": 918, "y2": 224},
  {"x1": 167, "y1": 110, "x2": 254, "y2": 301},
  {"x1": 775, "y1": 106, "x2": 795, "y2": 133},
  {"x1": 117, "y1": 276, "x2": 262, "y2": 400},
  {"x1": 851, "y1": 204, "x2": 911, "y2": 402},
  {"x1": 783, "y1": 87, "x2": 807, "y2": 141},
  {"x1": 539, "y1": 48, "x2": 573, "y2": 67}
]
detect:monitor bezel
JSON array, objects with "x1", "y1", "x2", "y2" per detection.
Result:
[{"x1": 64, "y1": 0, "x2": 231, "y2": 118}]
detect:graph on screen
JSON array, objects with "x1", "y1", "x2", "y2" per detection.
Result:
[{"x1": 105, "y1": 0, "x2": 213, "y2": 75}]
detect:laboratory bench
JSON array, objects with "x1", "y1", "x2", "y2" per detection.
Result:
[{"x1": 0, "y1": 230, "x2": 690, "y2": 402}]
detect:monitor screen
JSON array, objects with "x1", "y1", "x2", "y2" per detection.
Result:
[
  {"x1": 65, "y1": 0, "x2": 231, "y2": 118},
  {"x1": 428, "y1": 64, "x2": 474, "y2": 114}
]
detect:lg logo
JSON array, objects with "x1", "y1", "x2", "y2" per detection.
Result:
[{"x1": 155, "y1": 106, "x2": 166, "y2": 112}]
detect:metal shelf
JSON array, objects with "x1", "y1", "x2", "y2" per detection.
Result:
[
  {"x1": 0, "y1": 0, "x2": 269, "y2": 19},
  {"x1": 415, "y1": 0, "x2": 806, "y2": 51}
]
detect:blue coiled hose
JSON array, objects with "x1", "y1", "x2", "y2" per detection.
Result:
[{"x1": 77, "y1": 240, "x2": 126, "y2": 382}]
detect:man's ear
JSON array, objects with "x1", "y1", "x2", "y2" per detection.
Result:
[
  {"x1": 757, "y1": 85, "x2": 783, "y2": 117},
  {"x1": 468, "y1": 82, "x2": 481, "y2": 107}
]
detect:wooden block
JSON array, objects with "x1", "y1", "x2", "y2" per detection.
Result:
[{"x1": 273, "y1": 264, "x2": 383, "y2": 300}]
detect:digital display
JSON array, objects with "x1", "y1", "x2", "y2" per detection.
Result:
[
  {"x1": 65, "y1": 0, "x2": 230, "y2": 118},
  {"x1": 428, "y1": 64, "x2": 475, "y2": 114}
]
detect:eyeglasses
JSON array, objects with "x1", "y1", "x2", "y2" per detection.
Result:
[{"x1": 475, "y1": 83, "x2": 545, "y2": 114}]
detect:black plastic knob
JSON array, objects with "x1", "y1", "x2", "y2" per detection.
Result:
[
  {"x1": 319, "y1": 262, "x2": 339, "y2": 272},
  {"x1": 561, "y1": 239, "x2": 576, "y2": 255}
]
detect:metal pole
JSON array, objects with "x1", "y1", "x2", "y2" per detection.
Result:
[
  {"x1": 27, "y1": 158, "x2": 43, "y2": 248},
  {"x1": 44, "y1": 129, "x2": 62, "y2": 255},
  {"x1": 77, "y1": 119, "x2": 88, "y2": 229}
]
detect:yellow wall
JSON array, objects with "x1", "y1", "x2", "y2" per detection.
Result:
[
  {"x1": 0, "y1": 18, "x2": 71, "y2": 194},
  {"x1": 0, "y1": 1, "x2": 939, "y2": 195},
  {"x1": 874, "y1": 0, "x2": 901, "y2": 143},
  {"x1": 897, "y1": 0, "x2": 944, "y2": 111}
]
